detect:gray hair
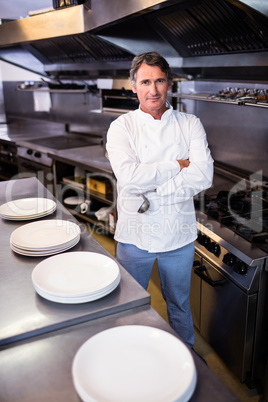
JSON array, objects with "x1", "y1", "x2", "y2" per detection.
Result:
[{"x1": 129, "y1": 52, "x2": 173, "y2": 87}]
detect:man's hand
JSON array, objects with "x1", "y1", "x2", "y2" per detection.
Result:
[{"x1": 177, "y1": 159, "x2": 190, "y2": 170}]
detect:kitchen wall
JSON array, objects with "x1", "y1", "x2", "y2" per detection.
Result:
[
  {"x1": 1, "y1": 62, "x2": 121, "y2": 139},
  {"x1": 180, "y1": 80, "x2": 268, "y2": 179},
  {"x1": 0, "y1": 63, "x2": 7, "y2": 123},
  {"x1": 2, "y1": 62, "x2": 268, "y2": 179},
  {"x1": 0, "y1": 60, "x2": 43, "y2": 124}
]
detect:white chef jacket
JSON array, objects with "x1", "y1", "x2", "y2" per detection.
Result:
[{"x1": 106, "y1": 106, "x2": 214, "y2": 252}]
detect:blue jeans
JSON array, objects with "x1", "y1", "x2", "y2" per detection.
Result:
[{"x1": 116, "y1": 242, "x2": 195, "y2": 348}]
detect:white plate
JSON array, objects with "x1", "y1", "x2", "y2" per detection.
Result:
[
  {"x1": 72, "y1": 325, "x2": 197, "y2": 402},
  {"x1": 32, "y1": 251, "x2": 120, "y2": 297},
  {"x1": 10, "y1": 236, "x2": 80, "y2": 257},
  {"x1": 0, "y1": 198, "x2": 56, "y2": 220},
  {"x1": 0, "y1": 206, "x2": 56, "y2": 221},
  {"x1": 10, "y1": 220, "x2": 81, "y2": 250},
  {"x1": 33, "y1": 268, "x2": 120, "y2": 298},
  {"x1": 64, "y1": 196, "x2": 85, "y2": 206},
  {"x1": 10, "y1": 233, "x2": 80, "y2": 252},
  {"x1": 33, "y1": 274, "x2": 121, "y2": 304}
]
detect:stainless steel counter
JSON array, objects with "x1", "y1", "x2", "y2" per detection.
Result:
[
  {"x1": 0, "y1": 119, "x2": 66, "y2": 143},
  {"x1": 0, "y1": 177, "x2": 240, "y2": 401},
  {"x1": 49, "y1": 144, "x2": 112, "y2": 174},
  {"x1": 0, "y1": 119, "x2": 112, "y2": 174},
  {"x1": 0, "y1": 305, "x2": 239, "y2": 402},
  {"x1": 0, "y1": 177, "x2": 150, "y2": 346}
]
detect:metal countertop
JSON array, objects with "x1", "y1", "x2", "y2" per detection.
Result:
[
  {"x1": 0, "y1": 119, "x2": 112, "y2": 173},
  {"x1": 0, "y1": 177, "x2": 150, "y2": 346},
  {"x1": 0, "y1": 305, "x2": 239, "y2": 402},
  {"x1": 0, "y1": 119, "x2": 66, "y2": 143},
  {"x1": 49, "y1": 144, "x2": 112, "y2": 174},
  {"x1": 0, "y1": 177, "x2": 239, "y2": 401}
]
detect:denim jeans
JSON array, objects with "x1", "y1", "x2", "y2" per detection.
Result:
[{"x1": 116, "y1": 241, "x2": 195, "y2": 348}]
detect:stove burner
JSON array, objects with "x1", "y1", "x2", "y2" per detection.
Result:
[
  {"x1": 217, "y1": 191, "x2": 251, "y2": 214},
  {"x1": 197, "y1": 187, "x2": 268, "y2": 253},
  {"x1": 235, "y1": 225, "x2": 252, "y2": 239},
  {"x1": 207, "y1": 207, "x2": 219, "y2": 219},
  {"x1": 220, "y1": 215, "x2": 234, "y2": 226},
  {"x1": 252, "y1": 232, "x2": 268, "y2": 243}
]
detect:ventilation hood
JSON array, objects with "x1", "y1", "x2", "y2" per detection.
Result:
[{"x1": 0, "y1": 0, "x2": 267, "y2": 80}]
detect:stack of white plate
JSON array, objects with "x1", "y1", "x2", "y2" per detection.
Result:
[
  {"x1": 10, "y1": 219, "x2": 81, "y2": 257},
  {"x1": 0, "y1": 197, "x2": 56, "y2": 220},
  {"x1": 31, "y1": 251, "x2": 120, "y2": 303},
  {"x1": 72, "y1": 325, "x2": 197, "y2": 402}
]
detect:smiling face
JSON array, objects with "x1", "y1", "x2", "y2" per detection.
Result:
[{"x1": 131, "y1": 62, "x2": 172, "y2": 120}]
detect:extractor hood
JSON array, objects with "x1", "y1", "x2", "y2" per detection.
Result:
[
  {"x1": 0, "y1": 0, "x2": 182, "y2": 78},
  {"x1": 0, "y1": 0, "x2": 268, "y2": 80}
]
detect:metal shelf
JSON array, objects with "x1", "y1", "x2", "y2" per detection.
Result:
[
  {"x1": 61, "y1": 178, "x2": 114, "y2": 206},
  {"x1": 67, "y1": 208, "x2": 115, "y2": 235},
  {"x1": 173, "y1": 93, "x2": 268, "y2": 109},
  {"x1": 16, "y1": 88, "x2": 88, "y2": 94}
]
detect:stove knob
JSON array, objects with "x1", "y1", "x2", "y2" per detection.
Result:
[
  {"x1": 223, "y1": 253, "x2": 236, "y2": 266},
  {"x1": 27, "y1": 149, "x2": 33, "y2": 155},
  {"x1": 34, "y1": 151, "x2": 41, "y2": 158},
  {"x1": 197, "y1": 234, "x2": 205, "y2": 245},
  {"x1": 208, "y1": 242, "x2": 221, "y2": 257},
  {"x1": 233, "y1": 261, "x2": 247, "y2": 275},
  {"x1": 198, "y1": 234, "x2": 211, "y2": 248},
  {"x1": 204, "y1": 237, "x2": 211, "y2": 249}
]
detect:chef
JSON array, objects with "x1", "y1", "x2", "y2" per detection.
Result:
[{"x1": 106, "y1": 52, "x2": 214, "y2": 348}]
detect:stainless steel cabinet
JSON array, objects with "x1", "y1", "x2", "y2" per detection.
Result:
[{"x1": 190, "y1": 252, "x2": 257, "y2": 383}]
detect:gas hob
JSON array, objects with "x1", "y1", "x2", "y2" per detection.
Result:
[{"x1": 194, "y1": 166, "x2": 268, "y2": 266}]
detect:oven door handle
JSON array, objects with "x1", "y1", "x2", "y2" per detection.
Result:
[
  {"x1": 19, "y1": 161, "x2": 40, "y2": 171},
  {"x1": 194, "y1": 265, "x2": 227, "y2": 287}
]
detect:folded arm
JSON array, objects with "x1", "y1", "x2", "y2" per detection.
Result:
[
  {"x1": 106, "y1": 114, "x2": 214, "y2": 203},
  {"x1": 106, "y1": 118, "x2": 180, "y2": 194},
  {"x1": 157, "y1": 134, "x2": 214, "y2": 204}
]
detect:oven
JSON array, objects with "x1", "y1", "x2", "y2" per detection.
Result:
[
  {"x1": 0, "y1": 140, "x2": 18, "y2": 181},
  {"x1": 17, "y1": 146, "x2": 55, "y2": 193},
  {"x1": 16, "y1": 133, "x2": 102, "y2": 194},
  {"x1": 192, "y1": 253, "x2": 258, "y2": 383},
  {"x1": 190, "y1": 165, "x2": 268, "y2": 388}
]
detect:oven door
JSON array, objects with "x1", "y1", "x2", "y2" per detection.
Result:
[
  {"x1": 191, "y1": 254, "x2": 257, "y2": 383},
  {"x1": 190, "y1": 252, "x2": 202, "y2": 331},
  {"x1": 0, "y1": 142, "x2": 18, "y2": 180},
  {"x1": 17, "y1": 156, "x2": 54, "y2": 191}
]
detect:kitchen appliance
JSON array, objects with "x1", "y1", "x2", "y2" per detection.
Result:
[
  {"x1": 191, "y1": 164, "x2": 268, "y2": 388},
  {"x1": 17, "y1": 134, "x2": 102, "y2": 192},
  {"x1": 17, "y1": 145, "x2": 55, "y2": 191},
  {"x1": 0, "y1": 140, "x2": 18, "y2": 180}
]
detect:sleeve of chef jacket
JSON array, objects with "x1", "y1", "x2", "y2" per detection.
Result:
[
  {"x1": 106, "y1": 115, "x2": 180, "y2": 194},
  {"x1": 156, "y1": 116, "x2": 214, "y2": 204}
]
